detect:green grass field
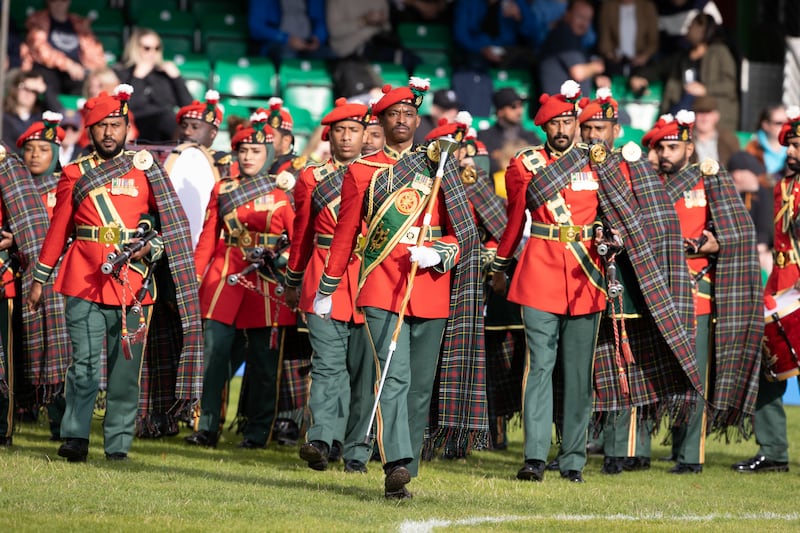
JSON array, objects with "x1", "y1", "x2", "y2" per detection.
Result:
[{"x1": 3, "y1": 378, "x2": 800, "y2": 532}]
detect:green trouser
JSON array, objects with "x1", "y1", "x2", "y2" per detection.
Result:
[
  {"x1": 305, "y1": 314, "x2": 374, "y2": 463},
  {"x1": 522, "y1": 307, "x2": 600, "y2": 473},
  {"x1": 364, "y1": 307, "x2": 446, "y2": 477},
  {"x1": 0, "y1": 299, "x2": 13, "y2": 439},
  {"x1": 199, "y1": 319, "x2": 279, "y2": 445},
  {"x1": 603, "y1": 407, "x2": 651, "y2": 458},
  {"x1": 753, "y1": 374, "x2": 789, "y2": 462},
  {"x1": 47, "y1": 394, "x2": 67, "y2": 438},
  {"x1": 61, "y1": 297, "x2": 150, "y2": 454},
  {"x1": 672, "y1": 313, "x2": 711, "y2": 465}
]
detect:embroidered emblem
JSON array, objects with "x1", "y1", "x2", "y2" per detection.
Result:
[
  {"x1": 589, "y1": 143, "x2": 607, "y2": 164},
  {"x1": 395, "y1": 189, "x2": 420, "y2": 215},
  {"x1": 369, "y1": 221, "x2": 389, "y2": 251}
]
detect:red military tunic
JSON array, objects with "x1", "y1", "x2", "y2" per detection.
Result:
[
  {"x1": 287, "y1": 159, "x2": 363, "y2": 323},
  {"x1": 195, "y1": 175, "x2": 295, "y2": 329},
  {"x1": 35, "y1": 152, "x2": 156, "y2": 306},
  {"x1": 496, "y1": 147, "x2": 605, "y2": 315},
  {"x1": 321, "y1": 147, "x2": 459, "y2": 319},
  {"x1": 766, "y1": 175, "x2": 800, "y2": 294},
  {"x1": 673, "y1": 179, "x2": 713, "y2": 315}
]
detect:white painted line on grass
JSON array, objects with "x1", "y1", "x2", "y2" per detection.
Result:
[{"x1": 399, "y1": 513, "x2": 800, "y2": 533}]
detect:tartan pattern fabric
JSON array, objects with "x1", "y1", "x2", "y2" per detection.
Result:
[
  {"x1": 0, "y1": 150, "x2": 50, "y2": 396},
  {"x1": 464, "y1": 169, "x2": 508, "y2": 244},
  {"x1": 217, "y1": 172, "x2": 278, "y2": 218},
  {"x1": 370, "y1": 151, "x2": 488, "y2": 454},
  {"x1": 310, "y1": 166, "x2": 346, "y2": 216},
  {"x1": 523, "y1": 144, "x2": 586, "y2": 208},
  {"x1": 277, "y1": 326, "x2": 312, "y2": 412},
  {"x1": 485, "y1": 329, "x2": 525, "y2": 419},
  {"x1": 665, "y1": 163, "x2": 763, "y2": 434},
  {"x1": 592, "y1": 153, "x2": 701, "y2": 420}
]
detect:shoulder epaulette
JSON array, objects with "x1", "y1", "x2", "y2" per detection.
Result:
[
  {"x1": 311, "y1": 161, "x2": 337, "y2": 182},
  {"x1": 71, "y1": 153, "x2": 95, "y2": 165},
  {"x1": 219, "y1": 177, "x2": 238, "y2": 193},
  {"x1": 516, "y1": 146, "x2": 546, "y2": 174},
  {"x1": 214, "y1": 152, "x2": 232, "y2": 165},
  {"x1": 514, "y1": 145, "x2": 544, "y2": 159}
]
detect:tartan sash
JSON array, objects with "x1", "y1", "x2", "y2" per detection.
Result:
[
  {"x1": 311, "y1": 164, "x2": 346, "y2": 218},
  {"x1": 72, "y1": 154, "x2": 133, "y2": 207},
  {"x1": 218, "y1": 173, "x2": 278, "y2": 218},
  {"x1": 524, "y1": 144, "x2": 587, "y2": 209},
  {"x1": 665, "y1": 163, "x2": 762, "y2": 435},
  {"x1": 464, "y1": 168, "x2": 507, "y2": 244}
]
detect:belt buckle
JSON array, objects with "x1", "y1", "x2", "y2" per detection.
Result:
[
  {"x1": 777, "y1": 251, "x2": 786, "y2": 267},
  {"x1": 239, "y1": 231, "x2": 254, "y2": 248},
  {"x1": 559, "y1": 225, "x2": 581, "y2": 242},
  {"x1": 99, "y1": 223, "x2": 120, "y2": 245}
]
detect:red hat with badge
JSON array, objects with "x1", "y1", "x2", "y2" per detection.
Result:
[
  {"x1": 779, "y1": 105, "x2": 800, "y2": 146},
  {"x1": 83, "y1": 84, "x2": 133, "y2": 127},
  {"x1": 321, "y1": 97, "x2": 369, "y2": 126},
  {"x1": 424, "y1": 110, "x2": 472, "y2": 142},
  {"x1": 176, "y1": 89, "x2": 223, "y2": 128},
  {"x1": 230, "y1": 109, "x2": 274, "y2": 151},
  {"x1": 17, "y1": 110, "x2": 66, "y2": 147},
  {"x1": 534, "y1": 80, "x2": 586, "y2": 126},
  {"x1": 641, "y1": 113, "x2": 673, "y2": 148},
  {"x1": 649, "y1": 109, "x2": 695, "y2": 146},
  {"x1": 267, "y1": 97, "x2": 293, "y2": 133},
  {"x1": 578, "y1": 87, "x2": 618, "y2": 124},
  {"x1": 372, "y1": 77, "x2": 430, "y2": 116}
]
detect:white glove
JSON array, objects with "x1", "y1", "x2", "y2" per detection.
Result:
[
  {"x1": 408, "y1": 245, "x2": 441, "y2": 269},
  {"x1": 313, "y1": 291, "x2": 332, "y2": 317}
]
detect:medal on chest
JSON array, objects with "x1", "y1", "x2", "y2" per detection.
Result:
[
  {"x1": 253, "y1": 193, "x2": 275, "y2": 212},
  {"x1": 110, "y1": 177, "x2": 139, "y2": 197},
  {"x1": 47, "y1": 191, "x2": 57, "y2": 208},
  {"x1": 683, "y1": 189, "x2": 707, "y2": 208},
  {"x1": 411, "y1": 172, "x2": 432, "y2": 195},
  {"x1": 570, "y1": 171, "x2": 599, "y2": 191}
]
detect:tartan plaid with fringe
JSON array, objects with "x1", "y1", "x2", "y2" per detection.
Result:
[
  {"x1": 27, "y1": 172, "x2": 70, "y2": 402},
  {"x1": 367, "y1": 151, "x2": 487, "y2": 455},
  {"x1": 71, "y1": 152, "x2": 203, "y2": 429},
  {"x1": 665, "y1": 163, "x2": 762, "y2": 437},
  {"x1": 0, "y1": 150, "x2": 49, "y2": 396},
  {"x1": 592, "y1": 153, "x2": 702, "y2": 423}
]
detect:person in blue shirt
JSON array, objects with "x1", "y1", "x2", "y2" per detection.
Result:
[{"x1": 248, "y1": 0, "x2": 331, "y2": 67}]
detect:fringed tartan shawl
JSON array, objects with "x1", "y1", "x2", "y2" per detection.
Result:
[
  {"x1": 592, "y1": 152, "x2": 702, "y2": 420},
  {"x1": 72, "y1": 152, "x2": 203, "y2": 414},
  {"x1": 370, "y1": 151, "x2": 489, "y2": 452},
  {"x1": 665, "y1": 163, "x2": 763, "y2": 436},
  {"x1": 0, "y1": 149, "x2": 50, "y2": 395}
]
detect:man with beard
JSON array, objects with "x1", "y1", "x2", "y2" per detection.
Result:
[
  {"x1": 491, "y1": 80, "x2": 605, "y2": 483},
  {"x1": 27, "y1": 85, "x2": 202, "y2": 462},
  {"x1": 285, "y1": 98, "x2": 374, "y2": 473},
  {"x1": 176, "y1": 90, "x2": 231, "y2": 177},
  {"x1": 733, "y1": 106, "x2": 800, "y2": 474},
  {"x1": 314, "y1": 78, "x2": 486, "y2": 499},
  {"x1": 650, "y1": 111, "x2": 761, "y2": 474}
]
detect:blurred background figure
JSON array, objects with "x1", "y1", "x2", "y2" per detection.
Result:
[
  {"x1": 115, "y1": 28, "x2": 192, "y2": 143},
  {"x1": 58, "y1": 109, "x2": 82, "y2": 166},
  {"x1": 744, "y1": 103, "x2": 788, "y2": 185},
  {"x1": 249, "y1": 0, "x2": 331, "y2": 69},
  {"x1": 728, "y1": 151, "x2": 773, "y2": 279},
  {"x1": 2, "y1": 70, "x2": 60, "y2": 152},
  {"x1": 414, "y1": 89, "x2": 461, "y2": 144},
  {"x1": 597, "y1": 0, "x2": 659, "y2": 77},
  {"x1": 691, "y1": 95, "x2": 739, "y2": 168},
  {"x1": 21, "y1": 0, "x2": 106, "y2": 97}
]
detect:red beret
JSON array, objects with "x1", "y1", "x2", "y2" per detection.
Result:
[
  {"x1": 372, "y1": 77, "x2": 431, "y2": 116},
  {"x1": 779, "y1": 105, "x2": 800, "y2": 146},
  {"x1": 320, "y1": 125, "x2": 330, "y2": 142},
  {"x1": 176, "y1": 89, "x2": 223, "y2": 128},
  {"x1": 649, "y1": 110, "x2": 695, "y2": 146},
  {"x1": 578, "y1": 88, "x2": 618, "y2": 124},
  {"x1": 267, "y1": 97, "x2": 293, "y2": 132},
  {"x1": 84, "y1": 85, "x2": 133, "y2": 127},
  {"x1": 17, "y1": 111, "x2": 65, "y2": 147},
  {"x1": 424, "y1": 118, "x2": 459, "y2": 142},
  {"x1": 641, "y1": 114, "x2": 672, "y2": 148},
  {"x1": 533, "y1": 80, "x2": 584, "y2": 126},
  {"x1": 321, "y1": 98, "x2": 369, "y2": 126},
  {"x1": 230, "y1": 109, "x2": 274, "y2": 151}
]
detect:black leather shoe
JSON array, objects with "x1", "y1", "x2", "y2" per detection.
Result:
[
  {"x1": 732, "y1": 455, "x2": 789, "y2": 473},
  {"x1": 344, "y1": 459, "x2": 367, "y2": 473},
  {"x1": 622, "y1": 456, "x2": 651, "y2": 471},
  {"x1": 561, "y1": 470, "x2": 585, "y2": 483},
  {"x1": 545, "y1": 458, "x2": 560, "y2": 471},
  {"x1": 299, "y1": 440, "x2": 329, "y2": 471},
  {"x1": 58, "y1": 438, "x2": 89, "y2": 463},
  {"x1": 658, "y1": 453, "x2": 678, "y2": 462},
  {"x1": 669, "y1": 462, "x2": 702, "y2": 474},
  {"x1": 237, "y1": 439, "x2": 266, "y2": 449},
  {"x1": 105, "y1": 452, "x2": 128, "y2": 461},
  {"x1": 517, "y1": 460, "x2": 545, "y2": 481},
  {"x1": 385, "y1": 486, "x2": 413, "y2": 500},
  {"x1": 0, "y1": 436, "x2": 12, "y2": 447},
  {"x1": 384, "y1": 464, "x2": 411, "y2": 494},
  {"x1": 184, "y1": 430, "x2": 218, "y2": 448},
  {"x1": 328, "y1": 440, "x2": 343, "y2": 462},
  {"x1": 601, "y1": 456, "x2": 624, "y2": 475}
]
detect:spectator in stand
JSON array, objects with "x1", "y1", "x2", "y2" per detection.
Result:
[
  {"x1": 58, "y1": 109, "x2": 82, "y2": 166},
  {"x1": 728, "y1": 151, "x2": 773, "y2": 277},
  {"x1": 414, "y1": 89, "x2": 461, "y2": 145},
  {"x1": 657, "y1": 0, "x2": 722, "y2": 56},
  {"x1": 390, "y1": 0, "x2": 451, "y2": 24},
  {"x1": 21, "y1": 0, "x2": 106, "y2": 96},
  {"x1": 597, "y1": 0, "x2": 660, "y2": 77},
  {"x1": 478, "y1": 87, "x2": 541, "y2": 184},
  {"x1": 630, "y1": 12, "x2": 739, "y2": 131},
  {"x1": 249, "y1": 0, "x2": 330, "y2": 68},
  {"x1": 2, "y1": 70, "x2": 62, "y2": 152},
  {"x1": 537, "y1": 0, "x2": 610, "y2": 97},
  {"x1": 531, "y1": 0, "x2": 596, "y2": 51},
  {"x1": 745, "y1": 103, "x2": 788, "y2": 184},
  {"x1": 452, "y1": 0, "x2": 541, "y2": 71},
  {"x1": 5, "y1": 10, "x2": 23, "y2": 70},
  {"x1": 115, "y1": 28, "x2": 192, "y2": 143},
  {"x1": 691, "y1": 95, "x2": 739, "y2": 168}
]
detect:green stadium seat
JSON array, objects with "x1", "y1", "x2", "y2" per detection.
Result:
[
  {"x1": 191, "y1": 0, "x2": 246, "y2": 17},
  {"x1": 214, "y1": 58, "x2": 277, "y2": 98},
  {"x1": 282, "y1": 86, "x2": 334, "y2": 123},
  {"x1": 10, "y1": 1, "x2": 42, "y2": 27},
  {"x1": 205, "y1": 40, "x2": 249, "y2": 63},
  {"x1": 90, "y1": 7, "x2": 126, "y2": 35},
  {"x1": 414, "y1": 65, "x2": 451, "y2": 90},
  {"x1": 615, "y1": 127, "x2": 647, "y2": 148},
  {"x1": 175, "y1": 55, "x2": 212, "y2": 82},
  {"x1": 397, "y1": 23, "x2": 452, "y2": 52},
  {"x1": 57, "y1": 94, "x2": 83, "y2": 112},
  {"x1": 127, "y1": 0, "x2": 180, "y2": 23},
  {"x1": 472, "y1": 116, "x2": 495, "y2": 131},
  {"x1": 199, "y1": 13, "x2": 248, "y2": 40},
  {"x1": 289, "y1": 107, "x2": 316, "y2": 135},
  {"x1": 95, "y1": 33, "x2": 123, "y2": 62},
  {"x1": 736, "y1": 130, "x2": 754, "y2": 146},
  {"x1": 279, "y1": 59, "x2": 332, "y2": 89},
  {"x1": 414, "y1": 50, "x2": 452, "y2": 69},
  {"x1": 371, "y1": 63, "x2": 408, "y2": 89},
  {"x1": 219, "y1": 98, "x2": 257, "y2": 127},
  {"x1": 491, "y1": 68, "x2": 532, "y2": 100}
]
